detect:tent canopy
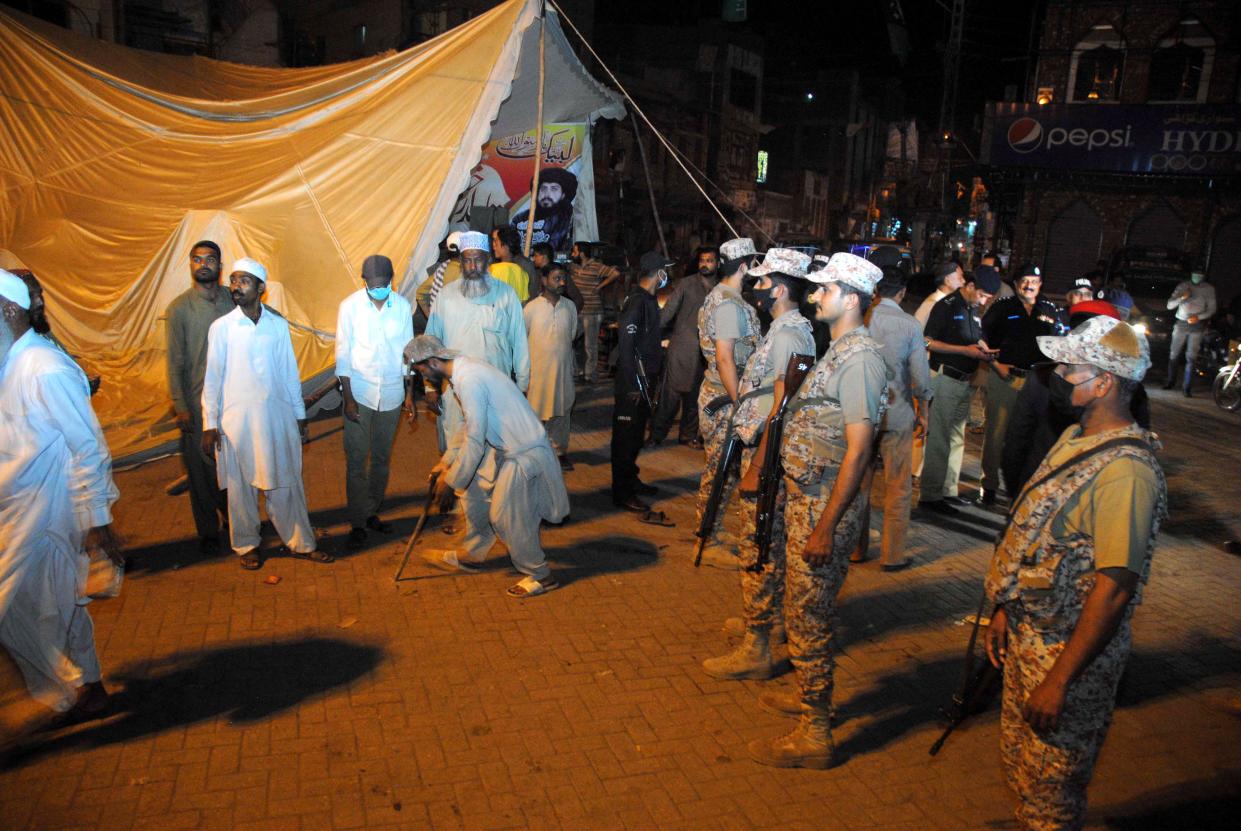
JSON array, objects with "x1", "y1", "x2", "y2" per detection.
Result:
[{"x1": 0, "y1": 0, "x2": 623, "y2": 462}]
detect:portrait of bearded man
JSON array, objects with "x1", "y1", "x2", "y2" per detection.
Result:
[{"x1": 515, "y1": 167, "x2": 577, "y2": 252}]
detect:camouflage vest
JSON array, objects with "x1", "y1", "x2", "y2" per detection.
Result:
[
  {"x1": 698, "y1": 285, "x2": 760, "y2": 389},
  {"x1": 733, "y1": 311, "x2": 815, "y2": 445},
  {"x1": 984, "y1": 425, "x2": 1167, "y2": 634},
  {"x1": 781, "y1": 328, "x2": 889, "y2": 488}
]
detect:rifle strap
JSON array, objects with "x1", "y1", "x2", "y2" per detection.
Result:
[{"x1": 1004, "y1": 437, "x2": 1151, "y2": 524}]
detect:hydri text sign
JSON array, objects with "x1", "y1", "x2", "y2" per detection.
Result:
[{"x1": 988, "y1": 103, "x2": 1241, "y2": 175}]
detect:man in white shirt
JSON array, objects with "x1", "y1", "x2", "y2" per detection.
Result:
[
  {"x1": 202, "y1": 258, "x2": 332, "y2": 570},
  {"x1": 405, "y1": 335, "x2": 569, "y2": 598},
  {"x1": 523, "y1": 262, "x2": 578, "y2": 469},
  {"x1": 0, "y1": 270, "x2": 120, "y2": 723},
  {"x1": 914, "y1": 262, "x2": 965, "y2": 330},
  {"x1": 1164, "y1": 269, "x2": 1218, "y2": 397},
  {"x1": 336, "y1": 255, "x2": 414, "y2": 550}
]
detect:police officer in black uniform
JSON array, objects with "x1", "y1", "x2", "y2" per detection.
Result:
[
  {"x1": 978, "y1": 262, "x2": 1065, "y2": 505},
  {"x1": 611, "y1": 252, "x2": 669, "y2": 512},
  {"x1": 919, "y1": 267, "x2": 1002, "y2": 516}
]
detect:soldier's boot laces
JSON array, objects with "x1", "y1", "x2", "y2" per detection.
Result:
[
  {"x1": 748, "y1": 708, "x2": 835, "y2": 769},
  {"x1": 701, "y1": 629, "x2": 775, "y2": 680},
  {"x1": 722, "y1": 616, "x2": 786, "y2": 645}
]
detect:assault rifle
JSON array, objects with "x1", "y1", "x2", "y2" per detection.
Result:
[
  {"x1": 692, "y1": 391, "x2": 743, "y2": 568},
  {"x1": 634, "y1": 348, "x2": 657, "y2": 411},
  {"x1": 750, "y1": 353, "x2": 815, "y2": 572},
  {"x1": 928, "y1": 595, "x2": 1002, "y2": 755}
]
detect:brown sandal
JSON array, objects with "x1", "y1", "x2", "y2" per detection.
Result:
[
  {"x1": 239, "y1": 551, "x2": 262, "y2": 570},
  {"x1": 283, "y1": 546, "x2": 334, "y2": 564}
]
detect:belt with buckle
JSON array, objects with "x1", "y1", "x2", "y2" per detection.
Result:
[{"x1": 937, "y1": 364, "x2": 974, "y2": 382}]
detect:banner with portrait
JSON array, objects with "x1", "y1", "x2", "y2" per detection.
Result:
[{"x1": 450, "y1": 122, "x2": 597, "y2": 252}]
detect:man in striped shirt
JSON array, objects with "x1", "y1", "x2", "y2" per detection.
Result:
[{"x1": 569, "y1": 241, "x2": 621, "y2": 383}]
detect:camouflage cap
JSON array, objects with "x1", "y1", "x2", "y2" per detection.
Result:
[
  {"x1": 719, "y1": 237, "x2": 757, "y2": 262},
  {"x1": 806, "y1": 252, "x2": 882, "y2": 293},
  {"x1": 404, "y1": 334, "x2": 460, "y2": 366},
  {"x1": 747, "y1": 247, "x2": 812, "y2": 279},
  {"x1": 1037, "y1": 316, "x2": 1151, "y2": 381}
]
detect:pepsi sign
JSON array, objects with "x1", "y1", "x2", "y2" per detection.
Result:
[{"x1": 988, "y1": 103, "x2": 1241, "y2": 176}]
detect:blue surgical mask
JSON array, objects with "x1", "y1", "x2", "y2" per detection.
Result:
[
  {"x1": 1190, "y1": 273, "x2": 1204, "y2": 285},
  {"x1": 367, "y1": 285, "x2": 392, "y2": 301}
]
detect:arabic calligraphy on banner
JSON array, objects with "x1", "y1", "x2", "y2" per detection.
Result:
[{"x1": 451, "y1": 123, "x2": 587, "y2": 251}]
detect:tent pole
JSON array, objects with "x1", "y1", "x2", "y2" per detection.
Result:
[
  {"x1": 522, "y1": 5, "x2": 547, "y2": 259},
  {"x1": 630, "y1": 111, "x2": 668, "y2": 257}
]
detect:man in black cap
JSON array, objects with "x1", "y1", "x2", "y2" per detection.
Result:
[
  {"x1": 611, "y1": 252, "x2": 667, "y2": 512},
  {"x1": 335, "y1": 254, "x2": 415, "y2": 549},
  {"x1": 165, "y1": 240, "x2": 234, "y2": 554},
  {"x1": 1066, "y1": 276, "x2": 1095, "y2": 308},
  {"x1": 978, "y1": 263, "x2": 1064, "y2": 506},
  {"x1": 919, "y1": 268, "x2": 1000, "y2": 515},
  {"x1": 515, "y1": 167, "x2": 578, "y2": 252}
]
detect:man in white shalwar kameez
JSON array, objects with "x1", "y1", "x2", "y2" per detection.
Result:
[
  {"x1": 405, "y1": 335, "x2": 569, "y2": 598},
  {"x1": 523, "y1": 262, "x2": 577, "y2": 469},
  {"x1": 201, "y1": 258, "x2": 332, "y2": 570},
  {"x1": 424, "y1": 232, "x2": 530, "y2": 455},
  {"x1": 0, "y1": 270, "x2": 120, "y2": 721}
]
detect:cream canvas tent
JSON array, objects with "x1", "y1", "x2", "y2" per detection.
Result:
[{"x1": 0, "y1": 0, "x2": 624, "y2": 462}]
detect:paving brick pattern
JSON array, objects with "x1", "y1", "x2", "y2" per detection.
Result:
[{"x1": 1, "y1": 385, "x2": 1238, "y2": 830}]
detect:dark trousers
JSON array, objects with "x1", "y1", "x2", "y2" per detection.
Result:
[
  {"x1": 650, "y1": 376, "x2": 702, "y2": 443},
  {"x1": 610, "y1": 392, "x2": 650, "y2": 502},
  {"x1": 181, "y1": 411, "x2": 227, "y2": 540}
]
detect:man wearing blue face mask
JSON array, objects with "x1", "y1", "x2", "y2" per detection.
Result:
[
  {"x1": 336, "y1": 254, "x2": 415, "y2": 550},
  {"x1": 1163, "y1": 269, "x2": 1217, "y2": 396},
  {"x1": 610, "y1": 251, "x2": 669, "y2": 513}
]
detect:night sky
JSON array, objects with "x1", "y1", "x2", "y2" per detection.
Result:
[{"x1": 594, "y1": 0, "x2": 1040, "y2": 132}]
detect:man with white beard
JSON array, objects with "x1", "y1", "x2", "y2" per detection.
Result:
[
  {"x1": 0, "y1": 269, "x2": 120, "y2": 724},
  {"x1": 424, "y1": 231, "x2": 530, "y2": 454}
]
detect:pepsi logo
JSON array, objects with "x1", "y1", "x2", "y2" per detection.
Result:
[{"x1": 1007, "y1": 117, "x2": 1043, "y2": 153}]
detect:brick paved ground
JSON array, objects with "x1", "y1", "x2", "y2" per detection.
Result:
[{"x1": 1, "y1": 384, "x2": 1238, "y2": 830}]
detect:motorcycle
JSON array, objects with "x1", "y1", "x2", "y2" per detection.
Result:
[{"x1": 1213, "y1": 340, "x2": 1241, "y2": 412}]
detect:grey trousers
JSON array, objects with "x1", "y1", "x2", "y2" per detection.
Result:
[
  {"x1": 580, "y1": 313, "x2": 603, "y2": 380},
  {"x1": 921, "y1": 372, "x2": 973, "y2": 502},
  {"x1": 1168, "y1": 323, "x2": 1204, "y2": 388},
  {"x1": 180, "y1": 409, "x2": 227, "y2": 540},
  {"x1": 343, "y1": 402, "x2": 402, "y2": 528}
]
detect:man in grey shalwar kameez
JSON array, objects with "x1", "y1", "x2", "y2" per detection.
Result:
[
  {"x1": 406, "y1": 335, "x2": 569, "y2": 598},
  {"x1": 649, "y1": 247, "x2": 718, "y2": 447}
]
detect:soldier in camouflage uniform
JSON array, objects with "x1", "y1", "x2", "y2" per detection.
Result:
[
  {"x1": 701, "y1": 247, "x2": 816, "y2": 679},
  {"x1": 984, "y1": 316, "x2": 1165, "y2": 830},
  {"x1": 694, "y1": 238, "x2": 763, "y2": 565},
  {"x1": 748, "y1": 253, "x2": 889, "y2": 770}
]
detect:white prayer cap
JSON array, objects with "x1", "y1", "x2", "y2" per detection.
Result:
[
  {"x1": 0, "y1": 268, "x2": 31, "y2": 309},
  {"x1": 231, "y1": 257, "x2": 268, "y2": 283},
  {"x1": 458, "y1": 231, "x2": 490, "y2": 253}
]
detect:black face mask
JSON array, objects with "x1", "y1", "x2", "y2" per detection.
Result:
[
  {"x1": 751, "y1": 286, "x2": 775, "y2": 314},
  {"x1": 1048, "y1": 370, "x2": 1092, "y2": 422}
]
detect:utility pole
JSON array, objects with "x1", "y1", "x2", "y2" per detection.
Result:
[
  {"x1": 936, "y1": 0, "x2": 966, "y2": 261},
  {"x1": 937, "y1": 0, "x2": 965, "y2": 141}
]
